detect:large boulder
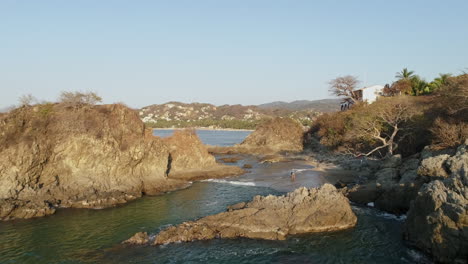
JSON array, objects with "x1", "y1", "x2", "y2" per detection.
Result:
[
  {"x1": 125, "y1": 184, "x2": 357, "y2": 245},
  {"x1": 0, "y1": 104, "x2": 241, "y2": 221},
  {"x1": 404, "y1": 142, "x2": 468, "y2": 263}
]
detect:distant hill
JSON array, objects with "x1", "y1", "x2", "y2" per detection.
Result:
[
  {"x1": 258, "y1": 99, "x2": 341, "y2": 112},
  {"x1": 0, "y1": 105, "x2": 15, "y2": 113},
  {"x1": 138, "y1": 101, "x2": 330, "y2": 129}
]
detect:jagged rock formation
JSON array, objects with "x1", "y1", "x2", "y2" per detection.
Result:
[
  {"x1": 0, "y1": 104, "x2": 242, "y2": 221},
  {"x1": 404, "y1": 142, "x2": 468, "y2": 263},
  {"x1": 341, "y1": 141, "x2": 468, "y2": 263},
  {"x1": 124, "y1": 184, "x2": 357, "y2": 245},
  {"x1": 209, "y1": 117, "x2": 305, "y2": 155}
]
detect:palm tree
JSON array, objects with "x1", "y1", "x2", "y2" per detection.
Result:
[
  {"x1": 395, "y1": 68, "x2": 415, "y2": 80},
  {"x1": 434, "y1": 73, "x2": 452, "y2": 85},
  {"x1": 429, "y1": 73, "x2": 453, "y2": 92}
]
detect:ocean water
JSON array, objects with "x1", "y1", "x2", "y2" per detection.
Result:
[
  {"x1": 153, "y1": 129, "x2": 252, "y2": 147},
  {"x1": 0, "y1": 130, "x2": 430, "y2": 264}
]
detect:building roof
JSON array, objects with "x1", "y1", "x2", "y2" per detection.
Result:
[{"x1": 355, "y1": 85, "x2": 384, "y2": 91}]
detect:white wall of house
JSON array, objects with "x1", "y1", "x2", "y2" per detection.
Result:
[{"x1": 361, "y1": 85, "x2": 384, "y2": 103}]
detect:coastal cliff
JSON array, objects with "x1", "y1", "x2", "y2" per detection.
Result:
[{"x1": 0, "y1": 103, "x2": 242, "y2": 221}]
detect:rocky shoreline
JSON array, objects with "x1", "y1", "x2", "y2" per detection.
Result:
[
  {"x1": 2, "y1": 103, "x2": 466, "y2": 263},
  {"x1": 325, "y1": 141, "x2": 468, "y2": 263}
]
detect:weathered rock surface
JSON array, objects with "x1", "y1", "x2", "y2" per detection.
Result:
[
  {"x1": 140, "y1": 184, "x2": 357, "y2": 245},
  {"x1": 0, "y1": 104, "x2": 242, "y2": 221},
  {"x1": 418, "y1": 154, "x2": 450, "y2": 179},
  {"x1": 404, "y1": 142, "x2": 468, "y2": 263}
]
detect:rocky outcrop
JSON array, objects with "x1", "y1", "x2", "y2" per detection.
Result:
[
  {"x1": 125, "y1": 184, "x2": 357, "y2": 245},
  {"x1": 237, "y1": 117, "x2": 304, "y2": 154},
  {"x1": 404, "y1": 142, "x2": 468, "y2": 263},
  {"x1": 123, "y1": 232, "x2": 150, "y2": 245},
  {"x1": 209, "y1": 117, "x2": 305, "y2": 155},
  {"x1": 0, "y1": 104, "x2": 243, "y2": 221},
  {"x1": 163, "y1": 130, "x2": 244, "y2": 181}
]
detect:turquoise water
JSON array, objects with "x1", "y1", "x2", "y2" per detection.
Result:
[{"x1": 0, "y1": 130, "x2": 430, "y2": 263}]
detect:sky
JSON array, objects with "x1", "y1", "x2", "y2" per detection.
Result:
[{"x1": 1, "y1": 0, "x2": 467, "y2": 109}]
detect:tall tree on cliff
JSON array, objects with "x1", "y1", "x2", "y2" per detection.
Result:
[
  {"x1": 395, "y1": 68, "x2": 415, "y2": 80},
  {"x1": 348, "y1": 97, "x2": 420, "y2": 156},
  {"x1": 328, "y1": 75, "x2": 361, "y2": 103}
]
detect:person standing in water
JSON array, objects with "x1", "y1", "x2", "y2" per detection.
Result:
[{"x1": 290, "y1": 170, "x2": 296, "y2": 181}]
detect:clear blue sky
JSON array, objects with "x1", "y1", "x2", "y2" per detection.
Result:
[{"x1": 1, "y1": 0, "x2": 467, "y2": 108}]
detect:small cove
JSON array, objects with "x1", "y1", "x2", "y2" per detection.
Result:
[{"x1": 0, "y1": 130, "x2": 430, "y2": 263}]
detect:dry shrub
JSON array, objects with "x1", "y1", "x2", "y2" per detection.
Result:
[
  {"x1": 310, "y1": 112, "x2": 349, "y2": 148},
  {"x1": 434, "y1": 74, "x2": 468, "y2": 120},
  {"x1": 0, "y1": 102, "x2": 148, "y2": 152},
  {"x1": 430, "y1": 118, "x2": 468, "y2": 149},
  {"x1": 59, "y1": 91, "x2": 102, "y2": 107},
  {"x1": 308, "y1": 97, "x2": 430, "y2": 157}
]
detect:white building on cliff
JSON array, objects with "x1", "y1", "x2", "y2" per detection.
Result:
[{"x1": 354, "y1": 85, "x2": 385, "y2": 104}]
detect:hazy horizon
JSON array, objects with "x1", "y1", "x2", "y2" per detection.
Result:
[{"x1": 1, "y1": 0, "x2": 467, "y2": 109}]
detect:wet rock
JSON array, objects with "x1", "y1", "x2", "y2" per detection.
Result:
[
  {"x1": 143, "y1": 184, "x2": 356, "y2": 245},
  {"x1": 0, "y1": 199, "x2": 56, "y2": 220},
  {"x1": 122, "y1": 232, "x2": 150, "y2": 245}
]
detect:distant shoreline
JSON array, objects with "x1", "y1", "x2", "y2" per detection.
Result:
[{"x1": 152, "y1": 127, "x2": 254, "y2": 132}]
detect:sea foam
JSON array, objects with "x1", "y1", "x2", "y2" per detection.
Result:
[{"x1": 202, "y1": 179, "x2": 256, "y2": 186}]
